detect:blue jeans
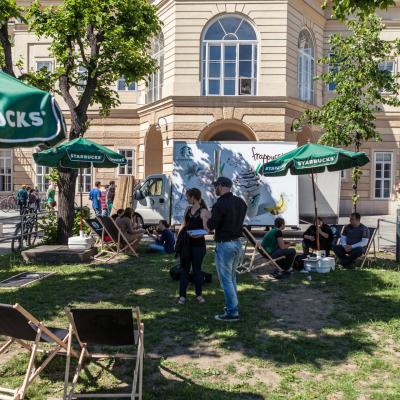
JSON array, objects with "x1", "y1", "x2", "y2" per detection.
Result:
[
  {"x1": 215, "y1": 239, "x2": 243, "y2": 317},
  {"x1": 93, "y1": 207, "x2": 101, "y2": 216},
  {"x1": 148, "y1": 243, "x2": 165, "y2": 253}
]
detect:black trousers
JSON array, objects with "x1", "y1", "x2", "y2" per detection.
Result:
[
  {"x1": 179, "y1": 246, "x2": 206, "y2": 297},
  {"x1": 333, "y1": 245, "x2": 364, "y2": 268},
  {"x1": 303, "y1": 239, "x2": 332, "y2": 256}
]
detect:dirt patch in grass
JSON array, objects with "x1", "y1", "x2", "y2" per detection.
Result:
[
  {"x1": 0, "y1": 342, "x2": 23, "y2": 367},
  {"x1": 148, "y1": 337, "x2": 282, "y2": 388},
  {"x1": 265, "y1": 286, "x2": 339, "y2": 332}
]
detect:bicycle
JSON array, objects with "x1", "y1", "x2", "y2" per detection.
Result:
[
  {"x1": 11, "y1": 208, "x2": 39, "y2": 252},
  {"x1": 0, "y1": 195, "x2": 17, "y2": 213}
]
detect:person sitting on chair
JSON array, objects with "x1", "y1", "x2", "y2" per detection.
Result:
[
  {"x1": 261, "y1": 217, "x2": 296, "y2": 270},
  {"x1": 147, "y1": 220, "x2": 176, "y2": 254},
  {"x1": 111, "y1": 209, "x2": 124, "y2": 220},
  {"x1": 333, "y1": 212, "x2": 369, "y2": 269},
  {"x1": 303, "y1": 217, "x2": 333, "y2": 256},
  {"x1": 115, "y1": 208, "x2": 145, "y2": 251}
]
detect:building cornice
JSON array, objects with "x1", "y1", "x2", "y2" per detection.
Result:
[{"x1": 136, "y1": 96, "x2": 316, "y2": 117}]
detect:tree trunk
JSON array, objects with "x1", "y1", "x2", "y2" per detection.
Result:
[
  {"x1": 56, "y1": 106, "x2": 85, "y2": 244},
  {"x1": 0, "y1": 23, "x2": 16, "y2": 77},
  {"x1": 57, "y1": 168, "x2": 78, "y2": 244},
  {"x1": 352, "y1": 141, "x2": 361, "y2": 213}
]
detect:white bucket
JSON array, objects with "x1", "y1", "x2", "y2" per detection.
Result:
[{"x1": 316, "y1": 257, "x2": 335, "y2": 273}]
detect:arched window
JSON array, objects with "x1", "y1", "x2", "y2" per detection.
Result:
[
  {"x1": 201, "y1": 15, "x2": 258, "y2": 96},
  {"x1": 298, "y1": 30, "x2": 315, "y2": 103},
  {"x1": 147, "y1": 33, "x2": 164, "y2": 103}
]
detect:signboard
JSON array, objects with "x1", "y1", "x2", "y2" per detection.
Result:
[{"x1": 172, "y1": 141, "x2": 298, "y2": 226}]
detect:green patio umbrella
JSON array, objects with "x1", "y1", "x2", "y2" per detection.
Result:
[
  {"x1": 0, "y1": 71, "x2": 66, "y2": 147},
  {"x1": 259, "y1": 142, "x2": 369, "y2": 250},
  {"x1": 33, "y1": 137, "x2": 127, "y2": 233}
]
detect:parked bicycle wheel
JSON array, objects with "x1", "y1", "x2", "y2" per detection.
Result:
[
  {"x1": 8, "y1": 195, "x2": 17, "y2": 211},
  {"x1": 27, "y1": 220, "x2": 38, "y2": 247},
  {"x1": 11, "y1": 225, "x2": 23, "y2": 252},
  {"x1": 0, "y1": 197, "x2": 8, "y2": 213}
]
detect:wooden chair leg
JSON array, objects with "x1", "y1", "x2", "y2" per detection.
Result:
[
  {"x1": 68, "y1": 347, "x2": 86, "y2": 400},
  {"x1": 63, "y1": 325, "x2": 73, "y2": 400},
  {"x1": 17, "y1": 327, "x2": 41, "y2": 399},
  {"x1": 0, "y1": 340, "x2": 13, "y2": 355}
]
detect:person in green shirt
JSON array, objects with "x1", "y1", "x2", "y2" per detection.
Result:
[{"x1": 261, "y1": 217, "x2": 296, "y2": 270}]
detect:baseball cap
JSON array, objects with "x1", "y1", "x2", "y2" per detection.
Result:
[{"x1": 212, "y1": 176, "x2": 233, "y2": 188}]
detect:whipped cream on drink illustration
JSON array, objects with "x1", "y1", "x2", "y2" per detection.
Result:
[
  {"x1": 234, "y1": 168, "x2": 261, "y2": 217},
  {"x1": 224, "y1": 153, "x2": 259, "y2": 218}
]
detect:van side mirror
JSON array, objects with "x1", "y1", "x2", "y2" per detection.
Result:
[{"x1": 134, "y1": 189, "x2": 144, "y2": 200}]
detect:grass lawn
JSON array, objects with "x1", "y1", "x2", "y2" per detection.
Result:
[{"x1": 0, "y1": 248, "x2": 400, "y2": 399}]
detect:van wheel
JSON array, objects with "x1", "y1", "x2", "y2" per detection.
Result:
[{"x1": 135, "y1": 214, "x2": 144, "y2": 228}]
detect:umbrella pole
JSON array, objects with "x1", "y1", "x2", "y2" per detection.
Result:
[
  {"x1": 311, "y1": 170, "x2": 320, "y2": 251},
  {"x1": 80, "y1": 167, "x2": 83, "y2": 236}
]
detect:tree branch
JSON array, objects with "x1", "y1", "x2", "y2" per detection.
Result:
[
  {"x1": 58, "y1": 37, "x2": 77, "y2": 127},
  {"x1": 76, "y1": 36, "x2": 87, "y2": 65}
]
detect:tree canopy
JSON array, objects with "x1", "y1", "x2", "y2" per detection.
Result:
[
  {"x1": 294, "y1": 14, "x2": 400, "y2": 149},
  {"x1": 293, "y1": 13, "x2": 400, "y2": 207},
  {"x1": 326, "y1": 0, "x2": 396, "y2": 19}
]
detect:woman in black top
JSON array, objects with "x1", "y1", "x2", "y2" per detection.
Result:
[{"x1": 177, "y1": 188, "x2": 209, "y2": 305}]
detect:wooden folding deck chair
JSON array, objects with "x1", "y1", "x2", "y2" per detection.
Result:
[
  {"x1": 329, "y1": 224, "x2": 344, "y2": 247},
  {"x1": 0, "y1": 303, "x2": 72, "y2": 400},
  {"x1": 84, "y1": 218, "x2": 104, "y2": 247},
  {"x1": 360, "y1": 227, "x2": 377, "y2": 269},
  {"x1": 236, "y1": 227, "x2": 285, "y2": 274},
  {"x1": 63, "y1": 307, "x2": 144, "y2": 400},
  {"x1": 94, "y1": 216, "x2": 140, "y2": 262}
]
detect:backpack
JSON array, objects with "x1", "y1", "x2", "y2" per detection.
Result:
[{"x1": 169, "y1": 264, "x2": 212, "y2": 284}]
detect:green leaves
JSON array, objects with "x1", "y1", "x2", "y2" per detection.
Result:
[
  {"x1": 325, "y1": 0, "x2": 395, "y2": 20},
  {"x1": 27, "y1": 0, "x2": 161, "y2": 123},
  {"x1": 298, "y1": 14, "x2": 400, "y2": 150},
  {"x1": 296, "y1": 14, "x2": 400, "y2": 209}
]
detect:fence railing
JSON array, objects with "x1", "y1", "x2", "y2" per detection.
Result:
[
  {"x1": 376, "y1": 218, "x2": 396, "y2": 254},
  {"x1": 0, "y1": 209, "x2": 56, "y2": 252}
]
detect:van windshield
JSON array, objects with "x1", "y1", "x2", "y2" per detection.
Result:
[{"x1": 142, "y1": 178, "x2": 163, "y2": 197}]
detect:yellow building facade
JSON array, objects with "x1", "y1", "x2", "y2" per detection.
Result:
[{"x1": 5, "y1": 0, "x2": 400, "y2": 215}]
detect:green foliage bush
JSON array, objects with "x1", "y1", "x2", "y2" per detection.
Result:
[{"x1": 39, "y1": 206, "x2": 91, "y2": 245}]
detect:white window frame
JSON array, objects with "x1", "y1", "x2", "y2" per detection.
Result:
[
  {"x1": 201, "y1": 16, "x2": 258, "y2": 96},
  {"x1": 147, "y1": 34, "x2": 164, "y2": 103},
  {"x1": 326, "y1": 53, "x2": 339, "y2": 92},
  {"x1": 77, "y1": 167, "x2": 93, "y2": 193},
  {"x1": 378, "y1": 60, "x2": 396, "y2": 93},
  {"x1": 373, "y1": 151, "x2": 393, "y2": 200},
  {"x1": 77, "y1": 65, "x2": 87, "y2": 92},
  {"x1": 118, "y1": 149, "x2": 135, "y2": 176},
  {"x1": 36, "y1": 165, "x2": 51, "y2": 193},
  {"x1": 116, "y1": 76, "x2": 136, "y2": 91},
  {"x1": 35, "y1": 60, "x2": 53, "y2": 72},
  {"x1": 0, "y1": 150, "x2": 13, "y2": 192},
  {"x1": 297, "y1": 30, "x2": 315, "y2": 104}
]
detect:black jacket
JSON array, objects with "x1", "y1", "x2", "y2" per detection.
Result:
[{"x1": 207, "y1": 192, "x2": 247, "y2": 242}]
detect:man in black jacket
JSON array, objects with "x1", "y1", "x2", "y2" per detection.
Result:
[{"x1": 207, "y1": 177, "x2": 247, "y2": 321}]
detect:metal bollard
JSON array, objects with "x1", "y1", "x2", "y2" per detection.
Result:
[{"x1": 397, "y1": 208, "x2": 400, "y2": 263}]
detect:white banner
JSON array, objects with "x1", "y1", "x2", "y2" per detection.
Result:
[{"x1": 172, "y1": 141, "x2": 299, "y2": 226}]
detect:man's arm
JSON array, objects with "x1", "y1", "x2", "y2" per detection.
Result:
[
  {"x1": 207, "y1": 201, "x2": 223, "y2": 231},
  {"x1": 349, "y1": 238, "x2": 369, "y2": 249}
]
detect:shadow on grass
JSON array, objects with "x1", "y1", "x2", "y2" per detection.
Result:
[{"x1": 0, "y1": 251, "x2": 399, "y2": 374}]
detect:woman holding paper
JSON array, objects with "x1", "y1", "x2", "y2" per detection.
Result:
[{"x1": 176, "y1": 188, "x2": 209, "y2": 305}]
